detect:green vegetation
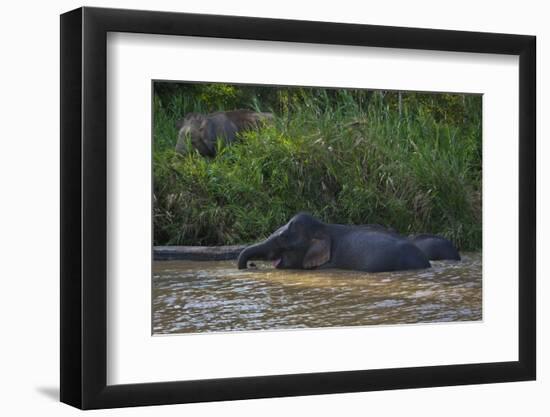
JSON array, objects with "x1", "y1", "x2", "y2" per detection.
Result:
[{"x1": 153, "y1": 83, "x2": 482, "y2": 250}]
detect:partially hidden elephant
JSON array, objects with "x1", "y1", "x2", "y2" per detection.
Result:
[
  {"x1": 237, "y1": 213, "x2": 431, "y2": 273},
  {"x1": 409, "y1": 234, "x2": 461, "y2": 261},
  {"x1": 175, "y1": 109, "x2": 273, "y2": 157}
]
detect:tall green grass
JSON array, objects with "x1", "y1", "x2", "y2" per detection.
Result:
[{"x1": 153, "y1": 87, "x2": 482, "y2": 250}]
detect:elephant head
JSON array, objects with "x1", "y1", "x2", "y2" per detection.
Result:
[
  {"x1": 175, "y1": 113, "x2": 216, "y2": 156},
  {"x1": 237, "y1": 213, "x2": 331, "y2": 270}
]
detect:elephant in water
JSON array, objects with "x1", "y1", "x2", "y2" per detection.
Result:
[
  {"x1": 175, "y1": 109, "x2": 273, "y2": 157},
  {"x1": 409, "y1": 234, "x2": 461, "y2": 261},
  {"x1": 237, "y1": 213, "x2": 431, "y2": 273}
]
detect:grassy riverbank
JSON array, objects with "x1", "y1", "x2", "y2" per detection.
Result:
[{"x1": 153, "y1": 84, "x2": 482, "y2": 250}]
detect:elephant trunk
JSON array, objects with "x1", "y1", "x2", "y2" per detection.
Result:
[{"x1": 237, "y1": 240, "x2": 275, "y2": 269}]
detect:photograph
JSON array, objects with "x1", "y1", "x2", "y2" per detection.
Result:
[
  {"x1": 55, "y1": 3, "x2": 538, "y2": 411},
  {"x1": 152, "y1": 81, "x2": 483, "y2": 335}
]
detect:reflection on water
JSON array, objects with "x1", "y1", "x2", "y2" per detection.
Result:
[{"x1": 153, "y1": 253, "x2": 482, "y2": 334}]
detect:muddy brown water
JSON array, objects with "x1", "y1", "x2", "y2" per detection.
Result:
[{"x1": 152, "y1": 252, "x2": 482, "y2": 334}]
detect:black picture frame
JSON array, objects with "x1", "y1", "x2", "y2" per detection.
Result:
[{"x1": 60, "y1": 6, "x2": 536, "y2": 410}]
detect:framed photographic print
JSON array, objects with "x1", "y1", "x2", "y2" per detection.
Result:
[{"x1": 60, "y1": 6, "x2": 536, "y2": 409}]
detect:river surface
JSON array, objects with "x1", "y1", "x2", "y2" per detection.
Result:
[{"x1": 152, "y1": 253, "x2": 482, "y2": 334}]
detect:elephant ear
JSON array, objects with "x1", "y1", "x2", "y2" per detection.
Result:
[
  {"x1": 197, "y1": 119, "x2": 217, "y2": 156},
  {"x1": 198, "y1": 118, "x2": 210, "y2": 137},
  {"x1": 303, "y1": 236, "x2": 331, "y2": 269}
]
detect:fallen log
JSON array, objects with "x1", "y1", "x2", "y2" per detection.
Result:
[{"x1": 153, "y1": 245, "x2": 247, "y2": 261}]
